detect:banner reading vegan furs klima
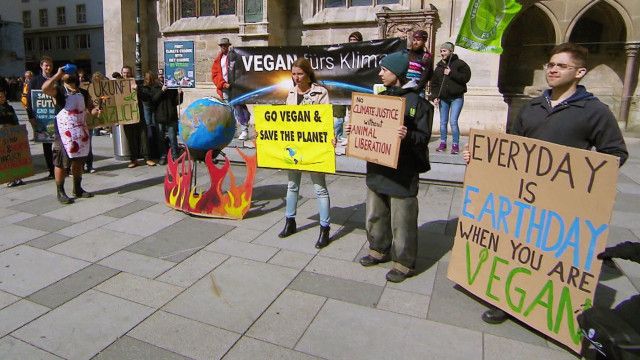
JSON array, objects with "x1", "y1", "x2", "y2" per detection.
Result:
[
  {"x1": 230, "y1": 38, "x2": 406, "y2": 105},
  {"x1": 0, "y1": 125, "x2": 34, "y2": 184},
  {"x1": 254, "y1": 104, "x2": 335, "y2": 173},
  {"x1": 346, "y1": 92, "x2": 404, "y2": 169},
  {"x1": 82, "y1": 79, "x2": 140, "y2": 128},
  {"x1": 447, "y1": 130, "x2": 619, "y2": 353}
]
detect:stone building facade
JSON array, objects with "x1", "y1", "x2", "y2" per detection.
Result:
[
  {"x1": 0, "y1": 5, "x2": 25, "y2": 76},
  {"x1": 103, "y1": 0, "x2": 640, "y2": 132}
]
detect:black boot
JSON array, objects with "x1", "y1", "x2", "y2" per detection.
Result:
[
  {"x1": 315, "y1": 225, "x2": 331, "y2": 249},
  {"x1": 57, "y1": 184, "x2": 73, "y2": 204},
  {"x1": 278, "y1": 217, "x2": 296, "y2": 238},
  {"x1": 73, "y1": 176, "x2": 93, "y2": 198}
]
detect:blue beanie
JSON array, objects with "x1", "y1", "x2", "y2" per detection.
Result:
[{"x1": 380, "y1": 52, "x2": 409, "y2": 79}]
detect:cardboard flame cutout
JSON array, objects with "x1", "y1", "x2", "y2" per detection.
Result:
[{"x1": 164, "y1": 147, "x2": 257, "y2": 219}]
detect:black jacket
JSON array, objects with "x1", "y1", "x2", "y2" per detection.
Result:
[
  {"x1": 511, "y1": 85, "x2": 628, "y2": 166},
  {"x1": 141, "y1": 85, "x2": 184, "y2": 124},
  {"x1": 430, "y1": 54, "x2": 471, "y2": 100},
  {"x1": 366, "y1": 86, "x2": 433, "y2": 198},
  {"x1": 0, "y1": 103, "x2": 19, "y2": 126}
]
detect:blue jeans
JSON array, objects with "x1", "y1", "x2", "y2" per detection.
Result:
[
  {"x1": 334, "y1": 117, "x2": 344, "y2": 138},
  {"x1": 142, "y1": 102, "x2": 159, "y2": 157},
  {"x1": 285, "y1": 170, "x2": 330, "y2": 227},
  {"x1": 439, "y1": 97, "x2": 464, "y2": 144}
]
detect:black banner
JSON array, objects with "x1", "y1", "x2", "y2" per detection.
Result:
[{"x1": 229, "y1": 38, "x2": 406, "y2": 105}]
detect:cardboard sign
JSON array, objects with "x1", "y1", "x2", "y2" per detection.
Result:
[
  {"x1": 447, "y1": 130, "x2": 619, "y2": 353},
  {"x1": 82, "y1": 79, "x2": 140, "y2": 128},
  {"x1": 346, "y1": 92, "x2": 404, "y2": 169},
  {"x1": 164, "y1": 41, "x2": 195, "y2": 88},
  {"x1": 0, "y1": 125, "x2": 34, "y2": 183},
  {"x1": 254, "y1": 104, "x2": 335, "y2": 173},
  {"x1": 30, "y1": 90, "x2": 56, "y2": 142}
]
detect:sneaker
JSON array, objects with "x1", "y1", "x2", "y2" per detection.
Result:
[
  {"x1": 238, "y1": 130, "x2": 248, "y2": 141},
  {"x1": 7, "y1": 179, "x2": 25, "y2": 187},
  {"x1": 436, "y1": 142, "x2": 446, "y2": 152},
  {"x1": 146, "y1": 160, "x2": 157, "y2": 167},
  {"x1": 85, "y1": 167, "x2": 96, "y2": 173},
  {"x1": 451, "y1": 143, "x2": 459, "y2": 155}
]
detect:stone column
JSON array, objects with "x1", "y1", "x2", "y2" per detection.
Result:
[{"x1": 619, "y1": 43, "x2": 639, "y2": 129}]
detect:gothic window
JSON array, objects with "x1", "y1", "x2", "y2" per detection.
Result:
[
  {"x1": 178, "y1": 0, "x2": 236, "y2": 18},
  {"x1": 325, "y1": 0, "x2": 399, "y2": 7},
  {"x1": 244, "y1": 0, "x2": 262, "y2": 23}
]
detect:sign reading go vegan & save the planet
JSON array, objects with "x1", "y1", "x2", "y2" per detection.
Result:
[{"x1": 447, "y1": 129, "x2": 619, "y2": 353}]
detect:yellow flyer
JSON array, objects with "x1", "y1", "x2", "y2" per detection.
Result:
[{"x1": 254, "y1": 104, "x2": 335, "y2": 173}]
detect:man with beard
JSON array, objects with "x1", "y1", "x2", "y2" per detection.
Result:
[{"x1": 407, "y1": 30, "x2": 433, "y2": 97}]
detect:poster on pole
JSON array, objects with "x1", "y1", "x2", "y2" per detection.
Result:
[
  {"x1": 30, "y1": 90, "x2": 56, "y2": 142},
  {"x1": 346, "y1": 92, "x2": 404, "y2": 169},
  {"x1": 254, "y1": 104, "x2": 335, "y2": 173},
  {"x1": 82, "y1": 79, "x2": 140, "y2": 128},
  {"x1": 164, "y1": 41, "x2": 195, "y2": 88},
  {"x1": 0, "y1": 125, "x2": 34, "y2": 183},
  {"x1": 447, "y1": 129, "x2": 620, "y2": 353}
]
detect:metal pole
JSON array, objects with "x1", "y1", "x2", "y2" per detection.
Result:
[{"x1": 135, "y1": 0, "x2": 143, "y2": 82}]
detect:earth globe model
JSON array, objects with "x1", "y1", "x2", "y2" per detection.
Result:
[{"x1": 178, "y1": 97, "x2": 236, "y2": 160}]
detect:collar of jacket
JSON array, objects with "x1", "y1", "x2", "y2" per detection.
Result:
[
  {"x1": 289, "y1": 82, "x2": 325, "y2": 96},
  {"x1": 533, "y1": 85, "x2": 595, "y2": 109}
]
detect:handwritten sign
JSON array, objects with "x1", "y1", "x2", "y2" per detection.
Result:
[
  {"x1": 164, "y1": 41, "x2": 195, "y2": 88},
  {"x1": 447, "y1": 130, "x2": 619, "y2": 353},
  {"x1": 254, "y1": 104, "x2": 335, "y2": 173},
  {"x1": 0, "y1": 125, "x2": 34, "y2": 183},
  {"x1": 30, "y1": 90, "x2": 56, "y2": 142},
  {"x1": 82, "y1": 79, "x2": 140, "y2": 127},
  {"x1": 346, "y1": 92, "x2": 404, "y2": 169}
]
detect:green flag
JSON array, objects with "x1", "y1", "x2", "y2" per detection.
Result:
[{"x1": 455, "y1": 0, "x2": 522, "y2": 54}]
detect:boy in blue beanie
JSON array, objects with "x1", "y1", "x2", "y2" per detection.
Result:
[{"x1": 347, "y1": 51, "x2": 433, "y2": 283}]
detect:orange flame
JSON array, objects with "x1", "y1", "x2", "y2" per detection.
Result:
[{"x1": 164, "y1": 146, "x2": 257, "y2": 219}]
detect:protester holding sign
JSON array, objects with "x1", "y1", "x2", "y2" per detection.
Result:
[
  {"x1": 122, "y1": 66, "x2": 156, "y2": 168},
  {"x1": 278, "y1": 57, "x2": 333, "y2": 249},
  {"x1": 153, "y1": 71, "x2": 184, "y2": 165},
  {"x1": 462, "y1": 43, "x2": 628, "y2": 326},
  {"x1": 140, "y1": 71, "x2": 163, "y2": 160},
  {"x1": 348, "y1": 52, "x2": 433, "y2": 283},
  {"x1": 25, "y1": 56, "x2": 55, "y2": 179},
  {"x1": 0, "y1": 88, "x2": 25, "y2": 187},
  {"x1": 42, "y1": 66, "x2": 101, "y2": 204},
  {"x1": 430, "y1": 42, "x2": 471, "y2": 155}
]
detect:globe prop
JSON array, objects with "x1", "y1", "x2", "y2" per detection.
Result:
[{"x1": 178, "y1": 97, "x2": 236, "y2": 161}]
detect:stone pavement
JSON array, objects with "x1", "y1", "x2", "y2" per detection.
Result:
[{"x1": 0, "y1": 102, "x2": 639, "y2": 359}]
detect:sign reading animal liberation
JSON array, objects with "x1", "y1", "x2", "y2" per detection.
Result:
[
  {"x1": 0, "y1": 125, "x2": 34, "y2": 183},
  {"x1": 164, "y1": 41, "x2": 195, "y2": 88},
  {"x1": 30, "y1": 90, "x2": 56, "y2": 142},
  {"x1": 254, "y1": 104, "x2": 335, "y2": 173},
  {"x1": 346, "y1": 92, "x2": 404, "y2": 169},
  {"x1": 82, "y1": 79, "x2": 140, "y2": 128},
  {"x1": 447, "y1": 130, "x2": 619, "y2": 353}
]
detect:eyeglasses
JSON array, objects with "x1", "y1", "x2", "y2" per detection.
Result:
[{"x1": 543, "y1": 62, "x2": 577, "y2": 70}]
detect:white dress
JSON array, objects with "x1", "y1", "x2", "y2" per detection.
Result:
[{"x1": 55, "y1": 89, "x2": 90, "y2": 158}]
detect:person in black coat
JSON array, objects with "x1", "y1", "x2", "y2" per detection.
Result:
[
  {"x1": 153, "y1": 71, "x2": 183, "y2": 164},
  {"x1": 430, "y1": 42, "x2": 471, "y2": 155}
]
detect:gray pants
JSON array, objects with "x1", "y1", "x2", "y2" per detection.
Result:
[{"x1": 365, "y1": 188, "x2": 418, "y2": 271}]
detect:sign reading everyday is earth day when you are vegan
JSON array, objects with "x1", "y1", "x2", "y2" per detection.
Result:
[
  {"x1": 254, "y1": 104, "x2": 335, "y2": 173},
  {"x1": 447, "y1": 129, "x2": 619, "y2": 353},
  {"x1": 346, "y1": 92, "x2": 404, "y2": 169}
]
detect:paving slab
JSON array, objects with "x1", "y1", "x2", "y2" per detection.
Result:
[
  {"x1": 103, "y1": 210, "x2": 184, "y2": 237},
  {"x1": 0, "y1": 299, "x2": 50, "y2": 337},
  {"x1": 376, "y1": 287, "x2": 430, "y2": 318},
  {"x1": 7, "y1": 195, "x2": 67, "y2": 215},
  {"x1": 217, "y1": 226, "x2": 263, "y2": 243},
  {"x1": 163, "y1": 257, "x2": 298, "y2": 333},
  {"x1": 93, "y1": 336, "x2": 190, "y2": 360},
  {"x1": 126, "y1": 218, "x2": 234, "y2": 262},
  {"x1": 0, "y1": 336, "x2": 63, "y2": 360},
  {"x1": 0, "y1": 211, "x2": 35, "y2": 226},
  {"x1": 296, "y1": 299, "x2": 483, "y2": 360},
  {"x1": 304, "y1": 255, "x2": 389, "y2": 286},
  {"x1": 204, "y1": 237, "x2": 279, "y2": 262},
  {"x1": 0, "y1": 289, "x2": 20, "y2": 310},
  {"x1": 43, "y1": 196, "x2": 134, "y2": 223},
  {"x1": 484, "y1": 333, "x2": 575, "y2": 360},
  {"x1": 27, "y1": 264, "x2": 119, "y2": 309},
  {"x1": 98, "y1": 250, "x2": 176, "y2": 278},
  {"x1": 14, "y1": 215, "x2": 74, "y2": 233},
  {"x1": 289, "y1": 271, "x2": 383, "y2": 308},
  {"x1": 26, "y1": 233, "x2": 71, "y2": 250},
  {"x1": 246, "y1": 289, "x2": 326, "y2": 348},
  {"x1": 49, "y1": 228, "x2": 143, "y2": 262},
  {"x1": 224, "y1": 336, "x2": 321, "y2": 360},
  {"x1": 156, "y1": 250, "x2": 229, "y2": 287},
  {"x1": 427, "y1": 261, "x2": 549, "y2": 346},
  {"x1": 12, "y1": 289, "x2": 154, "y2": 360},
  {"x1": 55, "y1": 215, "x2": 118, "y2": 237},
  {"x1": 0, "y1": 224, "x2": 48, "y2": 252},
  {"x1": 268, "y1": 249, "x2": 315, "y2": 270},
  {"x1": 0, "y1": 245, "x2": 89, "y2": 297},
  {"x1": 317, "y1": 227, "x2": 367, "y2": 261},
  {"x1": 102, "y1": 200, "x2": 157, "y2": 218},
  {"x1": 95, "y1": 272, "x2": 183, "y2": 308},
  {"x1": 128, "y1": 311, "x2": 240, "y2": 360}
]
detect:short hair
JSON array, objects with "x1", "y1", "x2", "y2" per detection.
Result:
[
  {"x1": 348, "y1": 31, "x2": 363, "y2": 42},
  {"x1": 292, "y1": 57, "x2": 317, "y2": 84},
  {"x1": 550, "y1": 43, "x2": 588, "y2": 68},
  {"x1": 24, "y1": 70, "x2": 34, "y2": 77},
  {"x1": 121, "y1": 65, "x2": 133, "y2": 72},
  {"x1": 40, "y1": 56, "x2": 53, "y2": 65}
]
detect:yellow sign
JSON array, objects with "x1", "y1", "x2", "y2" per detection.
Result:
[
  {"x1": 254, "y1": 104, "x2": 335, "y2": 173},
  {"x1": 447, "y1": 130, "x2": 619, "y2": 353}
]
